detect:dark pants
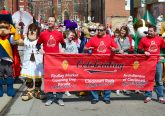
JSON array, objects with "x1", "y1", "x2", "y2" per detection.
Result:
[{"x1": 0, "y1": 59, "x2": 13, "y2": 78}]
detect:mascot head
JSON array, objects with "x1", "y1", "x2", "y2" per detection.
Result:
[
  {"x1": 0, "y1": 20, "x2": 11, "y2": 37},
  {"x1": 0, "y1": 10, "x2": 13, "y2": 37},
  {"x1": 12, "y1": 11, "x2": 33, "y2": 36},
  {"x1": 157, "y1": 15, "x2": 164, "y2": 22},
  {"x1": 134, "y1": 19, "x2": 150, "y2": 38},
  {"x1": 156, "y1": 15, "x2": 164, "y2": 35},
  {"x1": 88, "y1": 22, "x2": 99, "y2": 37},
  {"x1": 156, "y1": 15, "x2": 165, "y2": 36},
  {"x1": 127, "y1": 16, "x2": 134, "y2": 25},
  {"x1": 160, "y1": 22, "x2": 165, "y2": 37},
  {"x1": 127, "y1": 16, "x2": 135, "y2": 36},
  {"x1": 162, "y1": 32, "x2": 165, "y2": 39},
  {"x1": 64, "y1": 20, "x2": 78, "y2": 30},
  {"x1": 82, "y1": 22, "x2": 99, "y2": 39},
  {"x1": 27, "y1": 23, "x2": 40, "y2": 41}
]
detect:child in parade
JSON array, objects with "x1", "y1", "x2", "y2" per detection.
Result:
[{"x1": 63, "y1": 30, "x2": 79, "y2": 96}]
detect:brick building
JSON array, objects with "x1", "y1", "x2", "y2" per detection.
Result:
[
  {"x1": 134, "y1": 0, "x2": 165, "y2": 20},
  {"x1": 105, "y1": 0, "x2": 130, "y2": 30},
  {"x1": 54, "y1": 0, "x2": 88, "y2": 23},
  {"x1": 0, "y1": 0, "x2": 4, "y2": 10},
  {"x1": 90, "y1": 0, "x2": 130, "y2": 31},
  {"x1": 90, "y1": 0, "x2": 105, "y2": 23},
  {"x1": 3, "y1": 0, "x2": 29, "y2": 14},
  {"x1": 4, "y1": 0, "x2": 88, "y2": 23}
]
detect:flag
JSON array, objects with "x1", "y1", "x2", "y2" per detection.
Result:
[{"x1": 143, "y1": 10, "x2": 156, "y2": 26}]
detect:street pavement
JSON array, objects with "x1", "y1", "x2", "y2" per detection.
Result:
[
  {"x1": 1, "y1": 85, "x2": 165, "y2": 116},
  {"x1": 0, "y1": 83, "x2": 23, "y2": 115}
]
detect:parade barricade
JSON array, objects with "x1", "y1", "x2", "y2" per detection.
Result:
[{"x1": 44, "y1": 54, "x2": 158, "y2": 92}]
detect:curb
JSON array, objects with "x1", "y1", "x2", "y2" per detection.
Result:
[{"x1": 0, "y1": 83, "x2": 25, "y2": 115}]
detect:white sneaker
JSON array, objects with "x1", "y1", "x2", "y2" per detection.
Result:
[
  {"x1": 135, "y1": 90, "x2": 140, "y2": 94},
  {"x1": 57, "y1": 99, "x2": 64, "y2": 106},
  {"x1": 158, "y1": 97, "x2": 165, "y2": 104},
  {"x1": 116, "y1": 90, "x2": 120, "y2": 96},
  {"x1": 144, "y1": 97, "x2": 151, "y2": 103},
  {"x1": 45, "y1": 98, "x2": 54, "y2": 106},
  {"x1": 65, "y1": 91, "x2": 72, "y2": 96}
]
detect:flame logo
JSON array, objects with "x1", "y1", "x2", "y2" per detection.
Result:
[
  {"x1": 133, "y1": 61, "x2": 139, "y2": 70},
  {"x1": 62, "y1": 60, "x2": 68, "y2": 70}
]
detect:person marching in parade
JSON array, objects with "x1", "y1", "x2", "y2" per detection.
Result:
[
  {"x1": 138, "y1": 25, "x2": 165, "y2": 104},
  {"x1": 36, "y1": 16, "x2": 66, "y2": 106},
  {"x1": 84, "y1": 24, "x2": 118, "y2": 104}
]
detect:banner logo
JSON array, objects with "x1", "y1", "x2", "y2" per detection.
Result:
[
  {"x1": 133, "y1": 61, "x2": 140, "y2": 70},
  {"x1": 62, "y1": 60, "x2": 68, "y2": 70}
]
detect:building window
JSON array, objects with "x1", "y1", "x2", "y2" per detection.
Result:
[
  {"x1": 73, "y1": 15, "x2": 78, "y2": 20},
  {"x1": 74, "y1": 0, "x2": 78, "y2": 2},
  {"x1": 19, "y1": 6, "x2": 24, "y2": 11},
  {"x1": 58, "y1": 0, "x2": 61, "y2": 4},
  {"x1": 125, "y1": 0, "x2": 130, "y2": 10}
]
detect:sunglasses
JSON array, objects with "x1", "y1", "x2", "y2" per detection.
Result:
[{"x1": 97, "y1": 29, "x2": 105, "y2": 32}]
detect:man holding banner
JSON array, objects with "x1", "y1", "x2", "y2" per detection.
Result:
[
  {"x1": 36, "y1": 16, "x2": 66, "y2": 106},
  {"x1": 84, "y1": 24, "x2": 118, "y2": 104},
  {"x1": 138, "y1": 25, "x2": 165, "y2": 104}
]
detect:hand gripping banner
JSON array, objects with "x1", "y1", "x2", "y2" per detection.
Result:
[{"x1": 44, "y1": 54, "x2": 158, "y2": 92}]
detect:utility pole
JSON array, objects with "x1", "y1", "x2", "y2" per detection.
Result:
[
  {"x1": 12, "y1": 0, "x2": 14, "y2": 13},
  {"x1": 87, "y1": 0, "x2": 88, "y2": 22},
  {"x1": 102, "y1": 0, "x2": 105, "y2": 24},
  {"x1": 130, "y1": 0, "x2": 134, "y2": 19},
  {"x1": 16, "y1": 0, "x2": 19, "y2": 11}
]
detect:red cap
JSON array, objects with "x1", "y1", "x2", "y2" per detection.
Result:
[{"x1": 0, "y1": 10, "x2": 10, "y2": 14}]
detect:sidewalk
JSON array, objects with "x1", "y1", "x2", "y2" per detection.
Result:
[
  {"x1": 1, "y1": 84, "x2": 165, "y2": 116},
  {"x1": 0, "y1": 83, "x2": 23, "y2": 113},
  {"x1": 4, "y1": 90, "x2": 165, "y2": 116}
]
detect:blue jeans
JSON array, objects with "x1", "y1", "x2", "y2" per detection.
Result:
[
  {"x1": 47, "y1": 92, "x2": 64, "y2": 100},
  {"x1": 145, "y1": 62, "x2": 164, "y2": 98},
  {"x1": 56, "y1": 92, "x2": 64, "y2": 100},
  {"x1": 91, "y1": 90, "x2": 111, "y2": 101}
]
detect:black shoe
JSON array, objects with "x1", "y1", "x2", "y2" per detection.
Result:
[
  {"x1": 103, "y1": 100, "x2": 111, "y2": 104},
  {"x1": 91, "y1": 100, "x2": 99, "y2": 104},
  {"x1": 14, "y1": 78, "x2": 24, "y2": 84}
]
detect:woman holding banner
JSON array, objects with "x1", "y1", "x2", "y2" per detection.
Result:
[{"x1": 114, "y1": 26, "x2": 131, "y2": 95}]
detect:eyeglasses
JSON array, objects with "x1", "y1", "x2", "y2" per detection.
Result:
[{"x1": 97, "y1": 29, "x2": 105, "y2": 32}]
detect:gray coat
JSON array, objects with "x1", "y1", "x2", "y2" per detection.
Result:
[{"x1": 114, "y1": 37, "x2": 130, "y2": 54}]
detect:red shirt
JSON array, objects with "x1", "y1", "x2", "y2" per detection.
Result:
[
  {"x1": 37, "y1": 29, "x2": 65, "y2": 53},
  {"x1": 138, "y1": 35, "x2": 165, "y2": 55},
  {"x1": 85, "y1": 35, "x2": 118, "y2": 54}
]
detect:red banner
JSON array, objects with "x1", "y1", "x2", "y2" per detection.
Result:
[{"x1": 44, "y1": 54, "x2": 158, "y2": 92}]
